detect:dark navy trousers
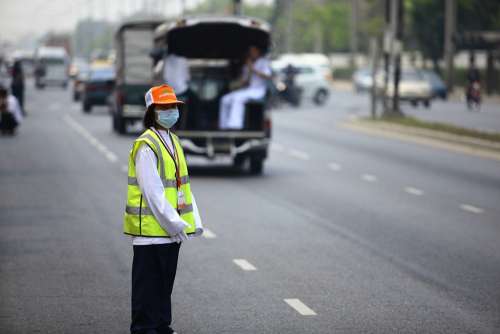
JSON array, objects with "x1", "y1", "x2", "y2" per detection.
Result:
[{"x1": 131, "y1": 243, "x2": 181, "y2": 334}]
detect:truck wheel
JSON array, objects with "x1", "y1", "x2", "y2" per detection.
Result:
[
  {"x1": 114, "y1": 114, "x2": 126, "y2": 134},
  {"x1": 250, "y1": 158, "x2": 264, "y2": 175},
  {"x1": 233, "y1": 155, "x2": 246, "y2": 170},
  {"x1": 83, "y1": 101, "x2": 92, "y2": 113}
]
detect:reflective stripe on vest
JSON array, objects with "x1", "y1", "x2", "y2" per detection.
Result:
[{"x1": 127, "y1": 175, "x2": 190, "y2": 188}]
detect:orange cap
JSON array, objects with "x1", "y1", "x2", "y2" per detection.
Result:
[{"x1": 145, "y1": 84, "x2": 184, "y2": 108}]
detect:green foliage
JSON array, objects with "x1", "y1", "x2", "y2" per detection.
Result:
[
  {"x1": 409, "y1": 0, "x2": 444, "y2": 65},
  {"x1": 409, "y1": 0, "x2": 500, "y2": 65}
]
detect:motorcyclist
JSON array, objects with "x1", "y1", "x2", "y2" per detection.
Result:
[
  {"x1": 281, "y1": 63, "x2": 302, "y2": 106},
  {"x1": 466, "y1": 54, "x2": 481, "y2": 109}
]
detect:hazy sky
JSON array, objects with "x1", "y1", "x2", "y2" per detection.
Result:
[{"x1": 0, "y1": 0, "x2": 272, "y2": 44}]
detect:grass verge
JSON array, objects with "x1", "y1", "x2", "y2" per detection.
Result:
[{"x1": 364, "y1": 116, "x2": 500, "y2": 143}]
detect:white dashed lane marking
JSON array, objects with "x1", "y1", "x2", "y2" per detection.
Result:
[
  {"x1": 271, "y1": 142, "x2": 285, "y2": 152},
  {"x1": 202, "y1": 228, "x2": 217, "y2": 239},
  {"x1": 361, "y1": 174, "x2": 377, "y2": 182},
  {"x1": 460, "y1": 204, "x2": 484, "y2": 214},
  {"x1": 328, "y1": 162, "x2": 342, "y2": 171},
  {"x1": 284, "y1": 299, "x2": 317, "y2": 316},
  {"x1": 404, "y1": 187, "x2": 424, "y2": 196},
  {"x1": 288, "y1": 149, "x2": 310, "y2": 161},
  {"x1": 233, "y1": 259, "x2": 257, "y2": 271}
]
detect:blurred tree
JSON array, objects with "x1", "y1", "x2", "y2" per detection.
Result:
[{"x1": 409, "y1": 0, "x2": 500, "y2": 71}]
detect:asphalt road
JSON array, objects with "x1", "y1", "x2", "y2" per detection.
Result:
[{"x1": 1, "y1": 84, "x2": 500, "y2": 333}]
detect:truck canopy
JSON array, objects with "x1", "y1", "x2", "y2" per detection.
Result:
[
  {"x1": 115, "y1": 20, "x2": 163, "y2": 85},
  {"x1": 155, "y1": 16, "x2": 271, "y2": 59}
]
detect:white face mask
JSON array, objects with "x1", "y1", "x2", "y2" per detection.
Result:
[{"x1": 156, "y1": 107, "x2": 179, "y2": 129}]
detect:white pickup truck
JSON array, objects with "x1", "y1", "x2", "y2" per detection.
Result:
[{"x1": 153, "y1": 16, "x2": 273, "y2": 174}]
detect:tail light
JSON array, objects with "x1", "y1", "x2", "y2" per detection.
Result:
[
  {"x1": 85, "y1": 84, "x2": 97, "y2": 92},
  {"x1": 116, "y1": 90, "x2": 124, "y2": 106},
  {"x1": 264, "y1": 112, "x2": 272, "y2": 137}
]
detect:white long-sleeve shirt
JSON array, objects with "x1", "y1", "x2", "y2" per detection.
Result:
[
  {"x1": 7, "y1": 95, "x2": 23, "y2": 124},
  {"x1": 163, "y1": 54, "x2": 190, "y2": 95},
  {"x1": 132, "y1": 129, "x2": 203, "y2": 245}
]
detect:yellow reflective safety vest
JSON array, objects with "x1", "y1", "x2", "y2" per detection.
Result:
[{"x1": 123, "y1": 128, "x2": 196, "y2": 237}]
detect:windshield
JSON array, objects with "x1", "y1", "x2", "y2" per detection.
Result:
[
  {"x1": 41, "y1": 58, "x2": 65, "y2": 66},
  {"x1": 89, "y1": 68, "x2": 114, "y2": 81}
]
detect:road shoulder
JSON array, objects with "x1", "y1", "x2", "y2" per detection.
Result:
[{"x1": 340, "y1": 118, "x2": 500, "y2": 162}]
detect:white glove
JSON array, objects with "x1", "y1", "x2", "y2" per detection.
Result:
[
  {"x1": 168, "y1": 218, "x2": 189, "y2": 236},
  {"x1": 170, "y1": 234, "x2": 181, "y2": 243},
  {"x1": 176, "y1": 230, "x2": 188, "y2": 243}
]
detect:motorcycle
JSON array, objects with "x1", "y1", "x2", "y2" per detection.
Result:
[
  {"x1": 466, "y1": 81, "x2": 481, "y2": 111},
  {"x1": 275, "y1": 79, "x2": 302, "y2": 107}
]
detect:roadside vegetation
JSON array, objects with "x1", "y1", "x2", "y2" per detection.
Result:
[{"x1": 366, "y1": 116, "x2": 500, "y2": 143}]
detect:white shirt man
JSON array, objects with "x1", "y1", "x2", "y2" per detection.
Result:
[
  {"x1": 219, "y1": 47, "x2": 272, "y2": 130},
  {"x1": 163, "y1": 54, "x2": 190, "y2": 96}
]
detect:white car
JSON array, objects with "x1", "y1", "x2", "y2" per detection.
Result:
[
  {"x1": 376, "y1": 69, "x2": 433, "y2": 107},
  {"x1": 272, "y1": 54, "x2": 332, "y2": 105}
]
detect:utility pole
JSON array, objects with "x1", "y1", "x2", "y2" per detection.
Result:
[
  {"x1": 444, "y1": 0, "x2": 456, "y2": 93},
  {"x1": 233, "y1": 0, "x2": 242, "y2": 16},
  {"x1": 350, "y1": 0, "x2": 359, "y2": 69},
  {"x1": 382, "y1": 0, "x2": 391, "y2": 114},
  {"x1": 391, "y1": 0, "x2": 404, "y2": 115},
  {"x1": 370, "y1": 37, "x2": 381, "y2": 119}
]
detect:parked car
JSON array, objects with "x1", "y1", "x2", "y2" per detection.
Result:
[
  {"x1": 81, "y1": 65, "x2": 115, "y2": 113},
  {"x1": 353, "y1": 67, "x2": 373, "y2": 92},
  {"x1": 420, "y1": 70, "x2": 447, "y2": 100},
  {"x1": 376, "y1": 69, "x2": 433, "y2": 107}
]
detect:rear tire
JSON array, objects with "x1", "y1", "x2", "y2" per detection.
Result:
[
  {"x1": 313, "y1": 89, "x2": 329, "y2": 106},
  {"x1": 233, "y1": 155, "x2": 246, "y2": 170},
  {"x1": 114, "y1": 114, "x2": 126, "y2": 134},
  {"x1": 250, "y1": 158, "x2": 264, "y2": 175},
  {"x1": 83, "y1": 101, "x2": 92, "y2": 113}
]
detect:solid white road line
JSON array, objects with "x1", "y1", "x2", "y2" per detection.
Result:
[
  {"x1": 361, "y1": 174, "x2": 377, "y2": 182},
  {"x1": 63, "y1": 115, "x2": 118, "y2": 164},
  {"x1": 404, "y1": 186, "x2": 424, "y2": 196},
  {"x1": 460, "y1": 204, "x2": 484, "y2": 214},
  {"x1": 202, "y1": 228, "x2": 217, "y2": 239},
  {"x1": 328, "y1": 162, "x2": 342, "y2": 171},
  {"x1": 121, "y1": 165, "x2": 129, "y2": 173},
  {"x1": 284, "y1": 299, "x2": 317, "y2": 316},
  {"x1": 232, "y1": 259, "x2": 257, "y2": 271},
  {"x1": 288, "y1": 149, "x2": 310, "y2": 161}
]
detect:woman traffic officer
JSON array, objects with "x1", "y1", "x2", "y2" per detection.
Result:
[{"x1": 124, "y1": 84, "x2": 204, "y2": 334}]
